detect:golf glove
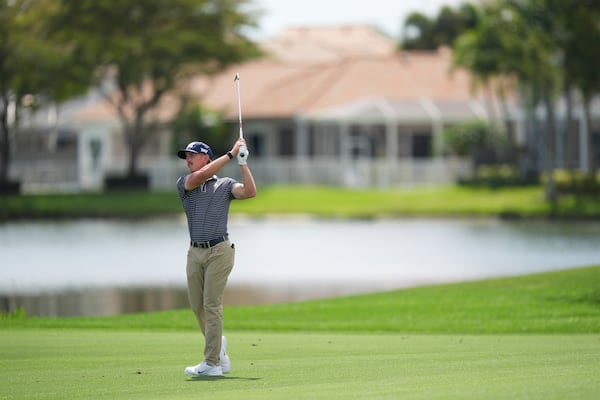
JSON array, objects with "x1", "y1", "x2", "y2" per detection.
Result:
[{"x1": 238, "y1": 145, "x2": 249, "y2": 165}]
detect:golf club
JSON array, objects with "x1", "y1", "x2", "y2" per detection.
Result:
[
  {"x1": 234, "y1": 73, "x2": 247, "y2": 160},
  {"x1": 234, "y1": 73, "x2": 243, "y2": 139}
]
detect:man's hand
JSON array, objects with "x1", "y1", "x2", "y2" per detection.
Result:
[{"x1": 237, "y1": 144, "x2": 249, "y2": 165}]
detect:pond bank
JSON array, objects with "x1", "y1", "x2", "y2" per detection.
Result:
[
  {"x1": 2, "y1": 217, "x2": 600, "y2": 317},
  {"x1": 1, "y1": 186, "x2": 599, "y2": 221}
]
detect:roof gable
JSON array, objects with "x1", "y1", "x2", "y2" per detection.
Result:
[{"x1": 74, "y1": 25, "x2": 487, "y2": 123}]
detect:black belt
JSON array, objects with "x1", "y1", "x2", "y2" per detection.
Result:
[{"x1": 190, "y1": 236, "x2": 228, "y2": 249}]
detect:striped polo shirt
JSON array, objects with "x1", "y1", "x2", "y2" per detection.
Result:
[{"x1": 176, "y1": 174, "x2": 237, "y2": 242}]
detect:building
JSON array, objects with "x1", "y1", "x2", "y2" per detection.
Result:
[
  {"x1": 182, "y1": 25, "x2": 491, "y2": 188},
  {"x1": 12, "y1": 25, "x2": 548, "y2": 191}
]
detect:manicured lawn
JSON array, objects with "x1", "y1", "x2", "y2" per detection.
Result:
[
  {"x1": 6, "y1": 265, "x2": 598, "y2": 334},
  {"x1": 231, "y1": 185, "x2": 551, "y2": 218},
  {"x1": 2, "y1": 266, "x2": 599, "y2": 399},
  {"x1": 2, "y1": 185, "x2": 599, "y2": 219},
  {"x1": 1, "y1": 330, "x2": 598, "y2": 400}
]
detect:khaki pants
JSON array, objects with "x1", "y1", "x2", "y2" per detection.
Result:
[{"x1": 186, "y1": 241, "x2": 235, "y2": 366}]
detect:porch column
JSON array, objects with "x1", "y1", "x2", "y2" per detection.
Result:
[
  {"x1": 420, "y1": 97, "x2": 444, "y2": 157},
  {"x1": 339, "y1": 122, "x2": 355, "y2": 186},
  {"x1": 294, "y1": 116, "x2": 310, "y2": 183},
  {"x1": 385, "y1": 120, "x2": 398, "y2": 160},
  {"x1": 295, "y1": 116, "x2": 309, "y2": 158},
  {"x1": 383, "y1": 120, "x2": 398, "y2": 186},
  {"x1": 78, "y1": 126, "x2": 111, "y2": 191}
]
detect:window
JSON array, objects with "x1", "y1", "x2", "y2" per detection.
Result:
[
  {"x1": 278, "y1": 127, "x2": 295, "y2": 156},
  {"x1": 412, "y1": 133, "x2": 432, "y2": 158},
  {"x1": 248, "y1": 134, "x2": 265, "y2": 157}
]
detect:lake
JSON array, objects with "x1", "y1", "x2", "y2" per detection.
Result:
[{"x1": 1, "y1": 217, "x2": 599, "y2": 316}]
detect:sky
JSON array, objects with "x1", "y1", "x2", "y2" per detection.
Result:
[{"x1": 250, "y1": 0, "x2": 470, "y2": 40}]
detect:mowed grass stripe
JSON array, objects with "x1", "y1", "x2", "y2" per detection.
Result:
[
  {"x1": 4, "y1": 185, "x2": 599, "y2": 219},
  {"x1": 1, "y1": 330, "x2": 598, "y2": 400},
  {"x1": 2, "y1": 266, "x2": 599, "y2": 399},
  {"x1": 224, "y1": 264, "x2": 600, "y2": 333},
  {"x1": 4, "y1": 265, "x2": 599, "y2": 333}
]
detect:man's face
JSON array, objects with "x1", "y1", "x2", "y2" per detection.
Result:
[{"x1": 185, "y1": 152, "x2": 209, "y2": 172}]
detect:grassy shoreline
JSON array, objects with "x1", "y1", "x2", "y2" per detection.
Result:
[
  {"x1": 2, "y1": 266, "x2": 599, "y2": 399},
  {"x1": 1, "y1": 185, "x2": 600, "y2": 220},
  {"x1": 3, "y1": 265, "x2": 599, "y2": 333}
]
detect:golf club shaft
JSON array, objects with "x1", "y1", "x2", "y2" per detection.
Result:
[{"x1": 235, "y1": 73, "x2": 243, "y2": 139}]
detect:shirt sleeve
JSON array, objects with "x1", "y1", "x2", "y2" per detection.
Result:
[
  {"x1": 176, "y1": 175, "x2": 188, "y2": 199},
  {"x1": 225, "y1": 177, "x2": 238, "y2": 200}
]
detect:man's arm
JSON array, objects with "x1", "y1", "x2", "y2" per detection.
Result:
[
  {"x1": 184, "y1": 154, "x2": 230, "y2": 191},
  {"x1": 232, "y1": 164, "x2": 257, "y2": 200},
  {"x1": 184, "y1": 139, "x2": 246, "y2": 191}
]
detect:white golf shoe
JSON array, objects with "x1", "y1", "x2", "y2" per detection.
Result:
[
  {"x1": 220, "y1": 336, "x2": 231, "y2": 374},
  {"x1": 184, "y1": 361, "x2": 222, "y2": 377}
]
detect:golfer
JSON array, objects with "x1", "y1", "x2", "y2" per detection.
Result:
[{"x1": 176, "y1": 138, "x2": 256, "y2": 377}]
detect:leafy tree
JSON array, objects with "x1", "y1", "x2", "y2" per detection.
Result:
[
  {"x1": 443, "y1": 119, "x2": 509, "y2": 166},
  {"x1": 0, "y1": 0, "x2": 88, "y2": 187},
  {"x1": 514, "y1": 0, "x2": 600, "y2": 193},
  {"x1": 0, "y1": 0, "x2": 23, "y2": 186},
  {"x1": 454, "y1": 0, "x2": 600, "y2": 203},
  {"x1": 433, "y1": 4, "x2": 479, "y2": 47},
  {"x1": 402, "y1": 12, "x2": 437, "y2": 50},
  {"x1": 554, "y1": 0, "x2": 600, "y2": 173},
  {"x1": 453, "y1": 0, "x2": 563, "y2": 203},
  {"x1": 451, "y1": 3, "x2": 519, "y2": 147},
  {"x1": 508, "y1": 0, "x2": 600, "y2": 202},
  {"x1": 47, "y1": 0, "x2": 262, "y2": 179},
  {"x1": 170, "y1": 103, "x2": 229, "y2": 156},
  {"x1": 401, "y1": 3, "x2": 479, "y2": 50}
]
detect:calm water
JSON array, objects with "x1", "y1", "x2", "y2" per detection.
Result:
[{"x1": 1, "y1": 217, "x2": 600, "y2": 315}]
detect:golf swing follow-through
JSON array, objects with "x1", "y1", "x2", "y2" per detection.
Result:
[
  {"x1": 176, "y1": 73, "x2": 256, "y2": 377},
  {"x1": 234, "y1": 72, "x2": 248, "y2": 163}
]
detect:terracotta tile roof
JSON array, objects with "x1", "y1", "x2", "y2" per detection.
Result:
[
  {"x1": 75, "y1": 25, "x2": 484, "y2": 123},
  {"x1": 187, "y1": 59, "x2": 306, "y2": 117},
  {"x1": 74, "y1": 89, "x2": 180, "y2": 123},
  {"x1": 260, "y1": 24, "x2": 397, "y2": 64},
  {"x1": 196, "y1": 47, "x2": 481, "y2": 119}
]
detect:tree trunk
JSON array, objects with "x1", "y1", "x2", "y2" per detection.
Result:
[
  {"x1": 0, "y1": 94, "x2": 10, "y2": 184},
  {"x1": 583, "y1": 95, "x2": 595, "y2": 173},
  {"x1": 495, "y1": 84, "x2": 515, "y2": 152},
  {"x1": 126, "y1": 124, "x2": 139, "y2": 178},
  {"x1": 126, "y1": 111, "x2": 150, "y2": 178},
  {"x1": 564, "y1": 86, "x2": 575, "y2": 169},
  {"x1": 543, "y1": 92, "x2": 557, "y2": 207},
  {"x1": 520, "y1": 89, "x2": 539, "y2": 181}
]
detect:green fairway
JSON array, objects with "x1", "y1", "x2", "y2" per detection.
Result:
[
  {"x1": 2, "y1": 266, "x2": 599, "y2": 399},
  {"x1": 1, "y1": 330, "x2": 598, "y2": 400},
  {"x1": 6, "y1": 265, "x2": 599, "y2": 334}
]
